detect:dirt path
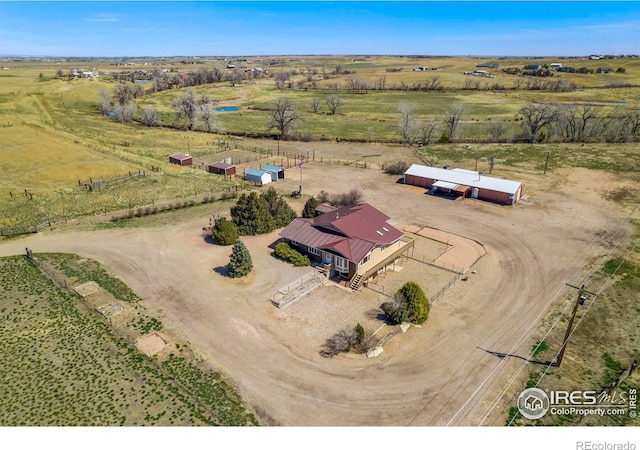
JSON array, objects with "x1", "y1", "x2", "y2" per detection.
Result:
[{"x1": 0, "y1": 166, "x2": 633, "y2": 426}]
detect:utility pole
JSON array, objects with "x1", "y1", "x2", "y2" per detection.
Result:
[{"x1": 553, "y1": 283, "x2": 596, "y2": 368}]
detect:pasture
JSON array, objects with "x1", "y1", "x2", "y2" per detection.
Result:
[
  {"x1": 0, "y1": 254, "x2": 257, "y2": 426},
  {"x1": 1, "y1": 56, "x2": 639, "y2": 230}
]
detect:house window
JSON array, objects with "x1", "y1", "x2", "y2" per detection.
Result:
[
  {"x1": 379, "y1": 245, "x2": 387, "y2": 252},
  {"x1": 334, "y1": 256, "x2": 349, "y2": 273},
  {"x1": 308, "y1": 246, "x2": 319, "y2": 256},
  {"x1": 290, "y1": 240, "x2": 298, "y2": 247},
  {"x1": 361, "y1": 254, "x2": 371, "y2": 266}
]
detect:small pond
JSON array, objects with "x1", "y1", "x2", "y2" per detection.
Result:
[{"x1": 216, "y1": 106, "x2": 240, "y2": 112}]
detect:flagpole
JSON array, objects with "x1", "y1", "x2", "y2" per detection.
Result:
[{"x1": 299, "y1": 159, "x2": 303, "y2": 196}]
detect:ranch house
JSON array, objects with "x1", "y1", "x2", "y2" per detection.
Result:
[{"x1": 279, "y1": 203, "x2": 415, "y2": 290}]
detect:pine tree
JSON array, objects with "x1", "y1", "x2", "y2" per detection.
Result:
[
  {"x1": 231, "y1": 192, "x2": 276, "y2": 235},
  {"x1": 227, "y1": 241, "x2": 253, "y2": 278},
  {"x1": 260, "y1": 187, "x2": 297, "y2": 227},
  {"x1": 302, "y1": 197, "x2": 319, "y2": 218}
]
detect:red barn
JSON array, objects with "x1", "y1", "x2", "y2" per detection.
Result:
[
  {"x1": 169, "y1": 153, "x2": 193, "y2": 166},
  {"x1": 207, "y1": 162, "x2": 236, "y2": 176}
]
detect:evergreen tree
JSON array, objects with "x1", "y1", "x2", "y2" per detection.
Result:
[
  {"x1": 302, "y1": 197, "x2": 319, "y2": 218},
  {"x1": 211, "y1": 217, "x2": 239, "y2": 246},
  {"x1": 227, "y1": 241, "x2": 253, "y2": 278},
  {"x1": 260, "y1": 187, "x2": 297, "y2": 228},
  {"x1": 383, "y1": 281, "x2": 430, "y2": 325},
  {"x1": 231, "y1": 192, "x2": 276, "y2": 235}
]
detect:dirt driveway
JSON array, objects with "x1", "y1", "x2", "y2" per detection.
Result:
[{"x1": 0, "y1": 165, "x2": 633, "y2": 426}]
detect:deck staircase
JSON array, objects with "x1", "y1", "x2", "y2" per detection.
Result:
[{"x1": 350, "y1": 273, "x2": 365, "y2": 291}]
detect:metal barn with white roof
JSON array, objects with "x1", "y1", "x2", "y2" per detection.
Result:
[{"x1": 403, "y1": 164, "x2": 525, "y2": 205}]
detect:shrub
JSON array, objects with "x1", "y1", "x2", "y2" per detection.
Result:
[
  {"x1": 384, "y1": 281, "x2": 430, "y2": 325},
  {"x1": 330, "y1": 188, "x2": 364, "y2": 207},
  {"x1": 384, "y1": 161, "x2": 409, "y2": 175},
  {"x1": 211, "y1": 218, "x2": 239, "y2": 246},
  {"x1": 274, "y1": 242, "x2": 310, "y2": 266}
]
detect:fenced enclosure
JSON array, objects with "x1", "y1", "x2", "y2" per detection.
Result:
[{"x1": 271, "y1": 270, "x2": 326, "y2": 309}]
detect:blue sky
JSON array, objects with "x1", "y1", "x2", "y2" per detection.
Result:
[{"x1": 0, "y1": 1, "x2": 638, "y2": 57}]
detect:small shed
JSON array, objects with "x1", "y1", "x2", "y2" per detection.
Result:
[
  {"x1": 262, "y1": 164, "x2": 285, "y2": 181},
  {"x1": 207, "y1": 162, "x2": 236, "y2": 176},
  {"x1": 245, "y1": 168, "x2": 272, "y2": 186},
  {"x1": 169, "y1": 153, "x2": 193, "y2": 166}
]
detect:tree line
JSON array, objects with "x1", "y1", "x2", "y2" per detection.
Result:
[
  {"x1": 97, "y1": 81, "x2": 640, "y2": 144},
  {"x1": 397, "y1": 101, "x2": 640, "y2": 145}
]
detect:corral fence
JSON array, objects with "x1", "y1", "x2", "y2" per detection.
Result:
[
  {"x1": 1, "y1": 216, "x2": 68, "y2": 238},
  {"x1": 25, "y1": 248, "x2": 70, "y2": 291},
  {"x1": 79, "y1": 170, "x2": 147, "y2": 192}
]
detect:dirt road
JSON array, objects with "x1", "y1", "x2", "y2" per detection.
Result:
[{"x1": 0, "y1": 166, "x2": 632, "y2": 426}]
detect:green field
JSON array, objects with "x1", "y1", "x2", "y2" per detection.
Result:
[{"x1": 0, "y1": 254, "x2": 258, "y2": 426}]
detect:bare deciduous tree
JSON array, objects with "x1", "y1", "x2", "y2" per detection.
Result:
[
  {"x1": 267, "y1": 97, "x2": 302, "y2": 139},
  {"x1": 114, "y1": 101, "x2": 136, "y2": 123},
  {"x1": 227, "y1": 69, "x2": 244, "y2": 87},
  {"x1": 326, "y1": 95, "x2": 343, "y2": 115},
  {"x1": 97, "y1": 89, "x2": 111, "y2": 116},
  {"x1": 274, "y1": 71, "x2": 290, "y2": 90},
  {"x1": 173, "y1": 89, "x2": 198, "y2": 130},
  {"x1": 418, "y1": 118, "x2": 439, "y2": 145},
  {"x1": 398, "y1": 102, "x2": 418, "y2": 145},
  {"x1": 442, "y1": 102, "x2": 465, "y2": 142},
  {"x1": 427, "y1": 75, "x2": 442, "y2": 91},
  {"x1": 520, "y1": 102, "x2": 558, "y2": 143},
  {"x1": 487, "y1": 121, "x2": 506, "y2": 143},
  {"x1": 310, "y1": 98, "x2": 321, "y2": 113},
  {"x1": 141, "y1": 107, "x2": 159, "y2": 127}
]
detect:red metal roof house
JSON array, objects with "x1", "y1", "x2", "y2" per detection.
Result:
[{"x1": 279, "y1": 203, "x2": 414, "y2": 290}]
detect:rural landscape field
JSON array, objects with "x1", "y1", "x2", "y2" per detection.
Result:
[{"x1": 1, "y1": 46, "x2": 639, "y2": 433}]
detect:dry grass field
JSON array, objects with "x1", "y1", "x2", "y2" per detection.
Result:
[{"x1": 0, "y1": 56, "x2": 639, "y2": 427}]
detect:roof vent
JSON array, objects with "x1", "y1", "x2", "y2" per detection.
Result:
[
  {"x1": 376, "y1": 230, "x2": 384, "y2": 236},
  {"x1": 382, "y1": 227, "x2": 389, "y2": 232}
]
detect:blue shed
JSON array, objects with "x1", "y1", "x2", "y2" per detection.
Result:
[{"x1": 262, "y1": 164, "x2": 285, "y2": 181}]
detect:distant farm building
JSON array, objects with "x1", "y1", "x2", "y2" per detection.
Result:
[
  {"x1": 476, "y1": 63, "x2": 499, "y2": 69},
  {"x1": 245, "y1": 168, "x2": 272, "y2": 186},
  {"x1": 207, "y1": 162, "x2": 236, "y2": 176},
  {"x1": 169, "y1": 153, "x2": 193, "y2": 166},
  {"x1": 262, "y1": 164, "x2": 285, "y2": 181},
  {"x1": 524, "y1": 63, "x2": 543, "y2": 71},
  {"x1": 403, "y1": 164, "x2": 525, "y2": 206},
  {"x1": 550, "y1": 63, "x2": 563, "y2": 69}
]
